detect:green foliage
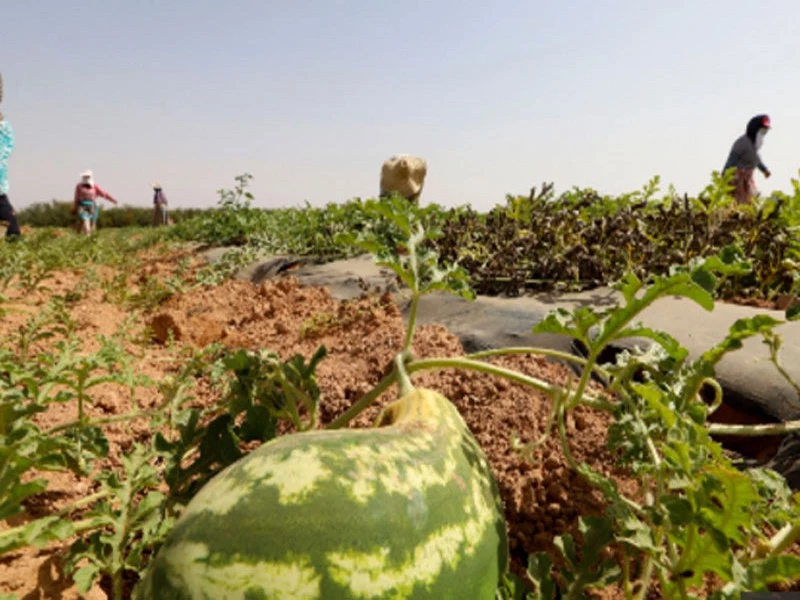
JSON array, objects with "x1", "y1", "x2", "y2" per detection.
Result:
[
  {"x1": 337, "y1": 193, "x2": 474, "y2": 301},
  {"x1": 0, "y1": 307, "x2": 152, "y2": 527},
  {"x1": 333, "y1": 208, "x2": 800, "y2": 597},
  {"x1": 435, "y1": 172, "x2": 800, "y2": 301},
  {"x1": 518, "y1": 263, "x2": 800, "y2": 598},
  {"x1": 0, "y1": 227, "x2": 168, "y2": 297},
  {"x1": 0, "y1": 348, "x2": 71, "y2": 521},
  {"x1": 14, "y1": 170, "x2": 800, "y2": 304},
  {"x1": 17, "y1": 200, "x2": 203, "y2": 228},
  {"x1": 169, "y1": 173, "x2": 269, "y2": 246},
  {"x1": 154, "y1": 345, "x2": 326, "y2": 511},
  {"x1": 64, "y1": 444, "x2": 173, "y2": 600},
  {"x1": 0, "y1": 319, "x2": 333, "y2": 595}
]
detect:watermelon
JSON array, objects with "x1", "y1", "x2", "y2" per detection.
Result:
[{"x1": 138, "y1": 388, "x2": 508, "y2": 599}]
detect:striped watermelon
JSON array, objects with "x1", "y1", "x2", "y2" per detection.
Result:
[{"x1": 138, "y1": 388, "x2": 508, "y2": 599}]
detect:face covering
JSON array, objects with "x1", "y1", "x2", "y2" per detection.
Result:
[{"x1": 755, "y1": 128, "x2": 767, "y2": 150}]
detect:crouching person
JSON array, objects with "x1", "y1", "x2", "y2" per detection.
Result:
[{"x1": 380, "y1": 154, "x2": 427, "y2": 204}]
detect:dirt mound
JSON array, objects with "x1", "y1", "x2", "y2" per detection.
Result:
[{"x1": 141, "y1": 275, "x2": 627, "y2": 586}]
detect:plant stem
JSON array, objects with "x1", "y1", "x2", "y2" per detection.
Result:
[
  {"x1": 0, "y1": 491, "x2": 111, "y2": 554},
  {"x1": 765, "y1": 522, "x2": 800, "y2": 558},
  {"x1": 466, "y1": 346, "x2": 611, "y2": 378},
  {"x1": 622, "y1": 555, "x2": 633, "y2": 600},
  {"x1": 111, "y1": 473, "x2": 134, "y2": 600},
  {"x1": 407, "y1": 358, "x2": 572, "y2": 401},
  {"x1": 634, "y1": 554, "x2": 655, "y2": 600},
  {"x1": 557, "y1": 405, "x2": 580, "y2": 473},
  {"x1": 769, "y1": 342, "x2": 800, "y2": 398},
  {"x1": 48, "y1": 385, "x2": 178, "y2": 436},
  {"x1": 701, "y1": 377, "x2": 723, "y2": 416},
  {"x1": 566, "y1": 349, "x2": 598, "y2": 410},
  {"x1": 47, "y1": 409, "x2": 155, "y2": 436},
  {"x1": 57, "y1": 489, "x2": 112, "y2": 516},
  {"x1": 403, "y1": 293, "x2": 420, "y2": 352},
  {"x1": 326, "y1": 371, "x2": 397, "y2": 429},
  {"x1": 394, "y1": 353, "x2": 414, "y2": 396},
  {"x1": 327, "y1": 355, "x2": 613, "y2": 429},
  {"x1": 707, "y1": 420, "x2": 800, "y2": 436}
]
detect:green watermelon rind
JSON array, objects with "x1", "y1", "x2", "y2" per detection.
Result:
[{"x1": 139, "y1": 389, "x2": 508, "y2": 599}]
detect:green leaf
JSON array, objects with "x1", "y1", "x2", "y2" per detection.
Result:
[
  {"x1": 691, "y1": 268, "x2": 717, "y2": 294},
  {"x1": 0, "y1": 477, "x2": 48, "y2": 521},
  {"x1": 527, "y1": 552, "x2": 557, "y2": 600},
  {"x1": 697, "y1": 466, "x2": 759, "y2": 546},
  {"x1": 661, "y1": 495, "x2": 694, "y2": 527},
  {"x1": 132, "y1": 491, "x2": 166, "y2": 524},
  {"x1": 533, "y1": 306, "x2": 601, "y2": 343},
  {"x1": 614, "y1": 326, "x2": 688, "y2": 361},
  {"x1": 72, "y1": 563, "x2": 101, "y2": 593},
  {"x1": 46, "y1": 519, "x2": 77, "y2": 545},
  {"x1": 673, "y1": 533, "x2": 734, "y2": 586},
  {"x1": 596, "y1": 273, "x2": 713, "y2": 355},
  {"x1": 617, "y1": 514, "x2": 660, "y2": 552},
  {"x1": 0, "y1": 515, "x2": 72, "y2": 555},
  {"x1": 661, "y1": 441, "x2": 693, "y2": 483},
  {"x1": 578, "y1": 516, "x2": 616, "y2": 562},
  {"x1": 497, "y1": 571, "x2": 531, "y2": 600},
  {"x1": 744, "y1": 555, "x2": 800, "y2": 590},
  {"x1": 786, "y1": 304, "x2": 800, "y2": 321},
  {"x1": 617, "y1": 272, "x2": 643, "y2": 305},
  {"x1": 631, "y1": 382, "x2": 676, "y2": 428}
]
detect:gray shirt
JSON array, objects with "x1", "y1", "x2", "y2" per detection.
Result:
[{"x1": 723, "y1": 134, "x2": 767, "y2": 174}]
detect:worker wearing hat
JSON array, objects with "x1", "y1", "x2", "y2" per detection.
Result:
[
  {"x1": 152, "y1": 182, "x2": 168, "y2": 226},
  {"x1": 72, "y1": 169, "x2": 119, "y2": 235}
]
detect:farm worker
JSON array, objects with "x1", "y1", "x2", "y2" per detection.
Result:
[
  {"x1": 152, "y1": 182, "x2": 168, "y2": 226},
  {"x1": 380, "y1": 154, "x2": 428, "y2": 204},
  {"x1": 72, "y1": 170, "x2": 118, "y2": 235},
  {"x1": 0, "y1": 73, "x2": 21, "y2": 238},
  {"x1": 722, "y1": 114, "x2": 771, "y2": 204}
]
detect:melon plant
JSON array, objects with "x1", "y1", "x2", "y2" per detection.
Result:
[{"x1": 138, "y1": 386, "x2": 508, "y2": 599}]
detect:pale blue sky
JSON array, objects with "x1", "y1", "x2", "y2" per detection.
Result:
[{"x1": 3, "y1": 0, "x2": 799, "y2": 211}]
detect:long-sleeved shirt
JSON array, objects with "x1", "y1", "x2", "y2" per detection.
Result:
[
  {"x1": 0, "y1": 120, "x2": 14, "y2": 195},
  {"x1": 153, "y1": 189, "x2": 168, "y2": 206},
  {"x1": 723, "y1": 134, "x2": 768, "y2": 174},
  {"x1": 74, "y1": 183, "x2": 116, "y2": 205}
]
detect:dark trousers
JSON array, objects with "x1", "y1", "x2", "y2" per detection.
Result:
[{"x1": 0, "y1": 194, "x2": 20, "y2": 237}]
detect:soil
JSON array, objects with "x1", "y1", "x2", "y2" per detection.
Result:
[{"x1": 0, "y1": 243, "x2": 796, "y2": 599}]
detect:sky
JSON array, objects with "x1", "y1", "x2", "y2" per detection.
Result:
[{"x1": 3, "y1": 0, "x2": 800, "y2": 212}]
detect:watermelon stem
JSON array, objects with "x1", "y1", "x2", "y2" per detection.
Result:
[
  {"x1": 395, "y1": 351, "x2": 414, "y2": 396},
  {"x1": 403, "y1": 292, "x2": 419, "y2": 351},
  {"x1": 466, "y1": 346, "x2": 611, "y2": 380},
  {"x1": 407, "y1": 357, "x2": 611, "y2": 410},
  {"x1": 326, "y1": 370, "x2": 397, "y2": 429},
  {"x1": 764, "y1": 522, "x2": 800, "y2": 558},
  {"x1": 328, "y1": 355, "x2": 613, "y2": 429}
]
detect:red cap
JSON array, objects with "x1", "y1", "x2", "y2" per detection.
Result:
[{"x1": 762, "y1": 115, "x2": 771, "y2": 128}]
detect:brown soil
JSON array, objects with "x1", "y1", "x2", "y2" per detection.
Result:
[
  {"x1": 725, "y1": 293, "x2": 799, "y2": 311},
  {"x1": 0, "y1": 245, "x2": 795, "y2": 599}
]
